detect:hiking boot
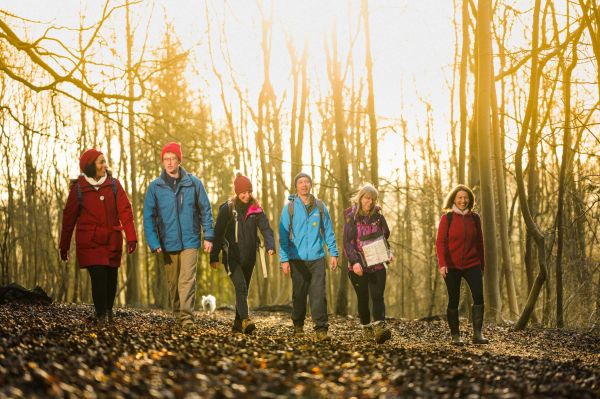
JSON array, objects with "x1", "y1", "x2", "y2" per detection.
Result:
[
  {"x1": 232, "y1": 318, "x2": 243, "y2": 333},
  {"x1": 373, "y1": 322, "x2": 391, "y2": 344},
  {"x1": 93, "y1": 313, "x2": 107, "y2": 327},
  {"x1": 315, "y1": 329, "x2": 331, "y2": 342},
  {"x1": 471, "y1": 305, "x2": 489, "y2": 344},
  {"x1": 180, "y1": 318, "x2": 195, "y2": 332},
  {"x1": 447, "y1": 308, "x2": 464, "y2": 346},
  {"x1": 361, "y1": 324, "x2": 374, "y2": 340},
  {"x1": 293, "y1": 325, "x2": 304, "y2": 336},
  {"x1": 241, "y1": 319, "x2": 256, "y2": 334},
  {"x1": 105, "y1": 309, "x2": 114, "y2": 325}
]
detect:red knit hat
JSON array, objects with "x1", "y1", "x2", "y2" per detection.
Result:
[
  {"x1": 234, "y1": 172, "x2": 253, "y2": 195},
  {"x1": 79, "y1": 149, "x2": 103, "y2": 171},
  {"x1": 161, "y1": 142, "x2": 182, "y2": 161}
]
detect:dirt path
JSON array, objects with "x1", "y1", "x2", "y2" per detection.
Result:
[{"x1": 0, "y1": 303, "x2": 598, "y2": 398}]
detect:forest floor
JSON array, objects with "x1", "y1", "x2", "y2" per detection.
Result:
[{"x1": 0, "y1": 302, "x2": 599, "y2": 398}]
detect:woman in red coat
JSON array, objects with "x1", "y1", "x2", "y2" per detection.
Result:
[
  {"x1": 59, "y1": 149, "x2": 137, "y2": 324},
  {"x1": 435, "y1": 184, "x2": 488, "y2": 345}
]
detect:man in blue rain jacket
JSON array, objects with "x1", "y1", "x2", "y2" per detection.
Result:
[
  {"x1": 143, "y1": 142, "x2": 214, "y2": 329},
  {"x1": 279, "y1": 172, "x2": 338, "y2": 341}
]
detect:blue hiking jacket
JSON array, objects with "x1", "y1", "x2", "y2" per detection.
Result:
[
  {"x1": 143, "y1": 167, "x2": 214, "y2": 252},
  {"x1": 279, "y1": 195, "x2": 338, "y2": 262}
]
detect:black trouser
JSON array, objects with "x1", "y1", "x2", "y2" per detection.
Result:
[
  {"x1": 228, "y1": 259, "x2": 255, "y2": 321},
  {"x1": 444, "y1": 265, "x2": 484, "y2": 309},
  {"x1": 348, "y1": 268, "x2": 387, "y2": 325},
  {"x1": 87, "y1": 266, "x2": 118, "y2": 317},
  {"x1": 290, "y1": 258, "x2": 328, "y2": 331}
]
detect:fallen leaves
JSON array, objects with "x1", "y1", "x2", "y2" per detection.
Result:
[{"x1": 0, "y1": 302, "x2": 598, "y2": 398}]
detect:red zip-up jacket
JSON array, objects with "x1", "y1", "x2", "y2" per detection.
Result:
[{"x1": 435, "y1": 211, "x2": 484, "y2": 271}]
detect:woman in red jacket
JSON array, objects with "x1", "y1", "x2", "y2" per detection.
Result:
[
  {"x1": 59, "y1": 149, "x2": 137, "y2": 325},
  {"x1": 435, "y1": 184, "x2": 488, "y2": 345}
]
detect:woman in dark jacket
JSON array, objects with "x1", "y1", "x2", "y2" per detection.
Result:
[
  {"x1": 435, "y1": 184, "x2": 488, "y2": 345},
  {"x1": 343, "y1": 183, "x2": 392, "y2": 344},
  {"x1": 210, "y1": 172, "x2": 275, "y2": 334},
  {"x1": 59, "y1": 149, "x2": 137, "y2": 325}
]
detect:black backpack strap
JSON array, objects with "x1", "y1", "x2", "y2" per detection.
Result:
[
  {"x1": 76, "y1": 181, "x2": 83, "y2": 216},
  {"x1": 315, "y1": 199, "x2": 325, "y2": 237},
  {"x1": 226, "y1": 200, "x2": 239, "y2": 243},
  {"x1": 288, "y1": 197, "x2": 296, "y2": 240}
]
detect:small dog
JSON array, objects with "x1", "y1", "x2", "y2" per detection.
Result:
[{"x1": 201, "y1": 295, "x2": 216, "y2": 313}]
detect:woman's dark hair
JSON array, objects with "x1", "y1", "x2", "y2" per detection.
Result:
[
  {"x1": 83, "y1": 162, "x2": 97, "y2": 178},
  {"x1": 442, "y1": 184, "x2": 475, "y2": 212},
  {"x1": 83, "y1": 162, "x2": 111, "y2": 179}
]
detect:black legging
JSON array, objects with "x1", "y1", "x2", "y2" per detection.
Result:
[
  {"x1": 228, "y1": 260, "x2": 255, "y2": 321},
  {"x1": 87, "y1": 266, "x2": 118, "y2": 317},
  {"x1": 444, "y1": 265, "x2": 484, "y2": 309},
  {"x1": 348, "y1": 268, "x2": 387, "y2": 325}
]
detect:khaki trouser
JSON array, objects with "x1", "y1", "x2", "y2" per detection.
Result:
[{"x1": 163, "y1": 249, "x2": 198, "y2": 321}]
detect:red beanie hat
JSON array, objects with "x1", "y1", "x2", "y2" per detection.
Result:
[
  {"x1": 161, "y1": 142, "x2": 182, "y2": 162},
  {"x1": 79, "y1": 149, "x2": 103, "y2": 171},
  {"x1": 234, "y1": 172, "x2": 253, "y2": 195}
]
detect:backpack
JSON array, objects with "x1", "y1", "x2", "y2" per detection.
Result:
[
  {"x1": 225, "y1": 199, "x2": 239, "y2": 243},
  {"x1": 288, "y1": 195, "x2": 325, "y2": 240},
  {"x1": 73, "y1": 177, "x2": 118, "y2": 216}
]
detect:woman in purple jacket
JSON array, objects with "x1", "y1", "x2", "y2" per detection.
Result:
[{"x1": 343, "y1": 183, "x2": 392, "y2": 344}]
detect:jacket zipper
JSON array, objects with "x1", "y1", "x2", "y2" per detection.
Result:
[
  {"x1": 173, "y1": 185, "x2": 183, "y2": 251},
  {"x1": 461, "y1": 214, "x2": 466, "y2": 268}
]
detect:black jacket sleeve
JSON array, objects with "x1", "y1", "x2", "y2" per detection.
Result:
[
  {"x1": 257, "y1": 212, "x2": 276, "y2": 252},
  {"x1": 210, "y1": 203, "x2": 230, "y2": 263}
]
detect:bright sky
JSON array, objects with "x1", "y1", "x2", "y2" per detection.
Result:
[{"x1": 2, "y1": 0, "x2": 458, "y2": 179}]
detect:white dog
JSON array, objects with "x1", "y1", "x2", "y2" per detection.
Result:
[{"x1": 201, "y1": 295, "x2": 216, "y2": 313}]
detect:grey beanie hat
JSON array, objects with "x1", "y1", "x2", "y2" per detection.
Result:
[{"x1": 294, "y1": 172, "x2": 312, "y2": 187}]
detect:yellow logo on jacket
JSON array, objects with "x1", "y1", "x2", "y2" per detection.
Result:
[{"x1": 312, "y1": 221, "x2": 318, "y2": 227}]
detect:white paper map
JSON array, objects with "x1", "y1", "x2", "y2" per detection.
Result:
[{"x1": 361, "y1": 236, "x2": 391, "y2": 267}]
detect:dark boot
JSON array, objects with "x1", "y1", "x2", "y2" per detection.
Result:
[
  {"x1": 373, "y1": 322, "x2": 391, "y2": 344},
  {"x1": 471, "y1": 305, "x2": 489, "y2": 344},
  {"x1": 361, "y1": 324, "x2": 374, "y2": 341},
  {"x1": 447, "y1": 308, "x2": 464, "y2": 346},
  {"x1": 105, "y1": 309, "x2": 114, "y2": 325},
  {"x1": 241, "y1": 319, "x2": 256, "y2": 334},
  {"x1": 314, "y1": 328, "x2": 330, "y2": 342},
  {"x1": 232, "y1": 318, "x2": 243, "y2": 333},
  {"x1": 293, "y1": 324, "x2": 304, "y2": 336},
  {"x1": 95, "y1": 313, "x2": 107, "y2": 327}
]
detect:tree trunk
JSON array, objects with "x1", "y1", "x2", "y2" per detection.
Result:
[
  {"x1": 514, "y1": 0, "x2": 548, "y2": 330},
  {"x1": 325, "y1": 26, "x2": 351, "y2": 316},
  {"x1": 490, "y1": 52, "x2": 519, "y2": 318},
  {"x1": 475, "y1": 0, "x2": 500, "y2": 322},
  {"x1": 362, "y1": 0, "x2": 378, "y2": 187},
  {"x1": 555, "y1": 32, "x2": 579, "y2": 328},
  {"x1": 458, "y1": 0, "x2": 470, "y2": 184},
  {"x1": 125, "y1": 0, "x2": 140, "y2": 305}
]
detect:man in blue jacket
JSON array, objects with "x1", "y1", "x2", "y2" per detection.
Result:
[
  {"x1": 143, "y1": 142, "x2": 214, "y2": 330},
  {"x1": 279, "y1": 172, "x2": 338, "y2": 341}
]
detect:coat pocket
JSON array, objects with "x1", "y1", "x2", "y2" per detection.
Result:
[
  {"x1": 109, "y1": 230, "x2": 123, "y2": 253},
  {"x1": 76, "y1": 225, "x2": 97, "y2": 249},
  {"x1": 93, "y1": 226, "x2": 110, "y2": 245}
]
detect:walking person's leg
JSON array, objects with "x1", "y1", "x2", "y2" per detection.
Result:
[
  {"x1": 240, "y1": 262, "x2": 256, "y2": 333},
  {"x1": 307, "y1": 257, "x2": 329, "y2": 339},
  {"x1": 290, "y1": 260, "x2": 310, "y2": 334},
  {"x1": 369, "y1": 268, "x2": 391, "y2": 344},
  {"x1": 87, "y1": 266, "x2": 108, "y2": 323},
  {"x1": 163, "y1": 252, "x2": 181, "y2": 318},
  {"x1": 228, "y1": 261, "x2": 255, "y2": 333},
  {"x1": 105, "y1": 266, "x2": 118, "y2": 324},
  {"x1": 179, "y1": 248, "x2": 199, "y2": 327},
  {"x1": 349, "y1": 271, "x2": 372, "y2": 339},
  {"x1": 444, "y1": 268, "x2": 464, "y2": 345},
  {"x1": 463, "y1": 266, "x2": 488, "y2": 344}
]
